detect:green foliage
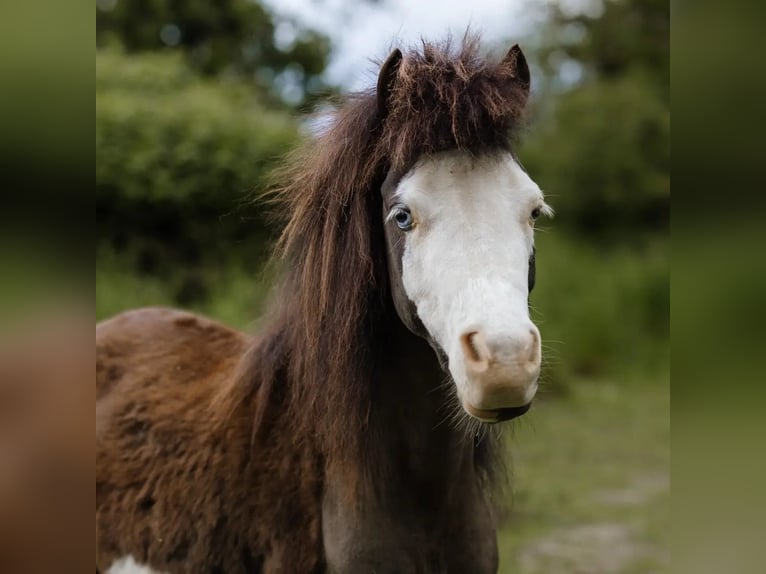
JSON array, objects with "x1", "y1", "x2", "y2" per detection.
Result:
[
  {"x1": 555, "y1": 0, "x2": 668, "y2": 88},
  {"x1": 521, "y1": 0, "x2": 669, "y2": 239},
  {"x1": 97, "y1": 48, "x2": 297, "y2": 202},
  {"x1": 96, "y1": 0, "x2": 333, "y2": 106},
  {"x1": 531, "y1": 231, "x2": 668, "y2": 387},
  {"x1": 97, "y1": 48, "x2": 298, "y2": 305},
  {"x1": 96, "y1": 246, "x2": 276, "y2": 330},
  {"x1": 521, "y1": 71, "x2": 669, "y2": 237}
]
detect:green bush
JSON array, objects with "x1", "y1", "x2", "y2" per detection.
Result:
[
  {"x1": 96, "y1": 0, "x2": 332, "y2": 105},
  {"x1": 520, "y1": 72, "x2": 669, "y2": 239},
  {"x1": 97, "y1": 48, "x2": 299, "y2": 303},
  {"x1": 531, "y1": 230, "x2": 668, "y2": 387},
  {"x1": 97, "y1": 48, "x2": 297, "y2": 203}
]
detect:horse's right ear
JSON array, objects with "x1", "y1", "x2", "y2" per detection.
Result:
[
  {"x1": 502, "y1": 44, "x2": 531, "y2": 104},
  {"x1": 377, "y1": 48, "x2": 402, "y2": 118}
]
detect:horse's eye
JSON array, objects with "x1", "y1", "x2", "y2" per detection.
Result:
[
  {"x1": 393, "y1": 207, "x2": 414, "y2": 231},
  {"x1": 531, "y1": 207, "x2": 542, "y2": 220}
]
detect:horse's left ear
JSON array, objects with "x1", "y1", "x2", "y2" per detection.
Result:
[
  {"x1": 502, "y1": 44, "x2": 531, "y2": 100},
  {"x1": 377, "y1": 48, "x2": 402, "y2": 118}
]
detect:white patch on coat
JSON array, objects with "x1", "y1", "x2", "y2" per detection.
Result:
[
  {"x1": 106, "y1": 555, "x2": 168, "y2": 574},
  {"x1": 391, "y1": 151, "x2": 550, "y2": 411}
]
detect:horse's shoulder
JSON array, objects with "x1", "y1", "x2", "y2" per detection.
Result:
[
  {"x1": 98, "y1": 306, "x2": 248, "y2": 347},
  {"x1": 96, "y1": 307, "x2": 249, "y2": 401},
  {"x1": 98, "y1": 306, "x2": 231, "y2": 337}
]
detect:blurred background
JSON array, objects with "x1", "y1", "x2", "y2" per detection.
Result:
[{"x1": 96, "y1": 0, "x2": 669, "y2": 572}]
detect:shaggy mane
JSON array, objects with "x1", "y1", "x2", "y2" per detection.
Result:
[{"x1": 231, "y1": 34, "x2": 529, "y2": 480}]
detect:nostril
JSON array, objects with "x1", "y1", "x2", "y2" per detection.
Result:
[
  {"x1": 461, "y1": 332, "x2": 481, "y2": 363},
  {"x1": 527, "y1": 328, "x2": 540, "y2": 365},
  {"x1": 461, "y1": 331, "x2": 491, "y2": 372}
]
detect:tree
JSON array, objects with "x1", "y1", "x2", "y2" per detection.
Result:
[
  {"x1": 96, "y1": 48, "x2": 300, "y2": 305},
  {"x1": 96, "y1": 0, "x2": 333, "y2": 107},
  {"x1": 520, "y1": 0, "x2": 669, "y2": 239}
]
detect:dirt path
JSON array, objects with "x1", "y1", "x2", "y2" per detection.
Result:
[{"x1": 517, "y1": 473, "x2": 669, "y2": 574}]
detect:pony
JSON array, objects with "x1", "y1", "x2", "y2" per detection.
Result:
[{"x1": 96, "y1": 35, "x2": 552, "y2": 574}]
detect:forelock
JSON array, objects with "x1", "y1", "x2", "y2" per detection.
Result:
[{"x1": 378, "y1": 34, "x2": 530, "y2": 173}]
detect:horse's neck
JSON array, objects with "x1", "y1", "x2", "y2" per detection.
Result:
[{"x1": 372, "y1": 319, "x2": 478, "y2": 494}]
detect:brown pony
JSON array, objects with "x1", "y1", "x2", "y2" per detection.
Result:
[{"x1": 97, "y1": 36, "x2": 552, "y2": 574}]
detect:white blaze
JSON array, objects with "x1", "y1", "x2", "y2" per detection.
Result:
[{"x1": 392, "y1": 151, "x2": 550, "y2": 410}]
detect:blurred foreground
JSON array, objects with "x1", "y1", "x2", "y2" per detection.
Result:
[{"x1": 0, "y1": 309, "x2": 93, "y2": 573}]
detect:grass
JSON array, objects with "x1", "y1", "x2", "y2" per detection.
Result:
[{"x1": 497, "y1": 376, "x2": 670, "y2": 573}]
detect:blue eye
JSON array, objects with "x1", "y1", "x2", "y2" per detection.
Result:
[{"x1": 393, "y1": 206, "x2": 414, "y2": 231}]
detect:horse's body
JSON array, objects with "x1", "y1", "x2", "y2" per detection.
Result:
[
  {"x1": 97, "y1": 36, "x2": 551, "y2": 573},
  {"x1": 97, "y1": 307, "x2": 496, "y2": 573}
]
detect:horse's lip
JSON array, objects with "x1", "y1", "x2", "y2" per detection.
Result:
[{"x1": 463, "y1": 402, "x2": 532, "y2": 423}]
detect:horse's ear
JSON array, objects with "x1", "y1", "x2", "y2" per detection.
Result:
[
  {"x1": 502, "y1": 44, "x2": 531, "y2": 101},
  {"x1": 377, "y1": 48, "x2": 402, "y2": 118}
]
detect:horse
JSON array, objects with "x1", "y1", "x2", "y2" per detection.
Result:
[{"x1": 96, "y1": 36, "x2": 552, "y2": 574}]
